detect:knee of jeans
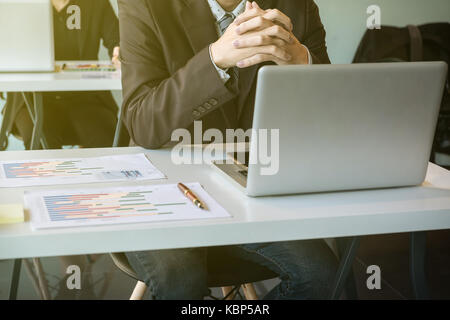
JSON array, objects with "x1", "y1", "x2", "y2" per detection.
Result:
[
  {"x1": 286, "y1": 262, "x2": 337, "y2": 299},
  {"x1": 146, "y1": 263, "x2": 209, "y2": 300}
]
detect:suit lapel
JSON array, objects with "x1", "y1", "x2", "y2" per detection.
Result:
[
  {"x1": 179, "y1": 0, "x2": 277, "y2": 120},
  {"x1": 180, "y1": 0, "x2": 218, "y2": 54}
]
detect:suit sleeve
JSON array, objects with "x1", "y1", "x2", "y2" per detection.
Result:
[
  {"x1": 303, "y1": 0, "x2": 330, "y2": 64},
  {"x1": 117, "y1": 0, "x2": 239, "y2": 149},
  {"x1": 100, "y1": 0, "x2": 120, "y2": 57}
]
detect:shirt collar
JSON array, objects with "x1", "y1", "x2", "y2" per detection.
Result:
[{"x1": 207, "y1": 0, "x2": 247, "y2": 21}]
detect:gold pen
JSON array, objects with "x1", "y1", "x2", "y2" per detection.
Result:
[{"x1": 177, "y1": 183, "x2": 208, "y2": 211}]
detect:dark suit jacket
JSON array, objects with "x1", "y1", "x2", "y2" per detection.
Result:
[
  {"x1": 2, "y1": 0, "x2": 120, "y2": 140},
  {"x1": 118, "y1": 0, "x2": 330, "y2": 149}
]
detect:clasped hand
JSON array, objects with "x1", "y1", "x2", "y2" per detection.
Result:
[{"x1": 210, "y1": 1, "x2": 309, "y2": 69}]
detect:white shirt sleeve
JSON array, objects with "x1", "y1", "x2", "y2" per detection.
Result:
[
  {"x1": 303, "y1": 45, "x2": 313, "y2": 65},
  {"x1": 209, "y1": 44, "x2": 231, "y2": 83}
]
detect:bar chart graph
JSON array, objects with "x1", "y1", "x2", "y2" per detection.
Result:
[
  {"x1": 43, "y1": 190, "x2": 185, "y2": 222},
  {"x1": 0, "y1": 154, "x2": 166, "y2": 187},
  {"x1": 26, "y1": 183, "x2": 231, "y2": 229},
  {"x1": 4, "y1": 160, "x2": 94, "y2": 178}
]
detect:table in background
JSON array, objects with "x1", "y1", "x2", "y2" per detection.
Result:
[{"x1": 0, "y1": 61, "x2": 123, "y2": 150}]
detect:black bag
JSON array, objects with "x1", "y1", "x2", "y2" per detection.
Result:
[{"x1": 353, "y1": 23, "x2": 450, "y2": 164}]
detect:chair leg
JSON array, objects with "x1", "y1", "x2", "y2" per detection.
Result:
[
  {"x1": 410, "y1": 232, "x2": 430, "y2": 299},
  {"x1": 130, "y1": 281, "x2": 147, "y2": 300},
  {"x1": 242, "y1": 283, "x2": 258, "y2": 300},
  {"x1": 336, "y1": 237, "x2": 359, "y2": 299},
  {"x1": 222, "y1": 286, "x2": 237, "y2": 300},
  {"x1": 329, "y1": 237, "x2": 361, "y2": 300}
]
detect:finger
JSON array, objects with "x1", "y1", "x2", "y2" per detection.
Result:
[
  {"x1": 263, "y1": 9, "x2": 293, "y2": 31},
  {"x1": 232, "y1": 35, "x2": 285, "y2": 49},
  {"x1": 236, "y1": 16, "x2": 274, "y2": 35},
  {"x1": 237, "y1": 53, "x2": 282, "y2": 68},
  {"x1": 234, "y1": 7, "x2": 265, "y2": 25},
  {"x1": 263, "y1": 25, "x2": 294, "y2": 43},
  {"x1": 238, "y1": 45, "x2": 291, "y2": 67},
  {"x1": 245, "y1": 1, "x2": 252, "y2": 10}
]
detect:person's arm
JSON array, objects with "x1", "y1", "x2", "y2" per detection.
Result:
[
  {"x1": 302, "y1": 0, "x2": 330, "y2": 64},
  {"x1": 100, "y1": 0, "x2": 120, "y2": 58},
  {"x1": 118, "y1": 1, "x2": 239, "y2": 149}
]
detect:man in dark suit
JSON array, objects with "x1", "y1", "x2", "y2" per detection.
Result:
[{"x1": 119, "y1": 0, "x2": 337, "y2": 299}]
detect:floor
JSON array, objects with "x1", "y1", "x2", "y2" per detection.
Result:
[
  {"x1": 1, "y1": 230, "x2": 449, "y2": 300},
  {"x1": 0, "y1": 254, "x2": 279, "y2": 300}
]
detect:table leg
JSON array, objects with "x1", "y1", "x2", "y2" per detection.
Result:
[
  {"x1": 22, "y1": 259, "x2": 45, "y2": 299},
  {"x1": 9, "y1": 259, "x2": 22, "y2": 300},
  {"x1": 32, "y1": 258, "x2": 51, "y2": 300},
  {"x1": 329, "y1": 237, "x2": 361, "y2": 300},
  {"x1": 112, "y1": 109, "x2": 122, "y2": 147},
  {"x1": 112, "y1": 91, "x2": 123, "y2": 148},
  {"x1": 0, "y1": 94, "x2": 13, "y2": 150},
  {"x1": 410, "y1": 231, "x2": 430, "y2": 299}
]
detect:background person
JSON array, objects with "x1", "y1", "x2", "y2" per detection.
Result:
[{"x1": 3, "y1": 0, "x2": 124, "y2": 150}]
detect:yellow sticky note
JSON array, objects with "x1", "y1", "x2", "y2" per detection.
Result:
[{"x1": 0, "y1": 204, "x2": 24, "y2": 224}]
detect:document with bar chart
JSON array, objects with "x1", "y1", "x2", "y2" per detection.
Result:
[
  {"x1": 0, "y1": 154, "x2": 165, "y2": 187},
  {"x1": 25, "y1": 183, "x2": 230, "y2": 230}
]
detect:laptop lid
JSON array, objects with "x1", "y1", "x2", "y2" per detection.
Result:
[
  {"x1": 247, "y1": 62, "x2": 448, "y2": 197},
  {"x1": 0, "y1": 0, "x2": 54, "y2": 72}
]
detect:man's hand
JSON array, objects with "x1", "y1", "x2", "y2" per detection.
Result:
[
  {"x1": 210, "y1": 2, "x2": 292, "y2": 69},
  {"x1": 210, "y1": 2, "x2": 309, "y2": 69}
]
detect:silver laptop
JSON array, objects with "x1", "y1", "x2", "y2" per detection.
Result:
[
  {"x1": 213, "y1": 62, "x2": 448, "y2": 197},
  {"x1": 0, "y1": 0, "x2": 54, "y2": 72}
]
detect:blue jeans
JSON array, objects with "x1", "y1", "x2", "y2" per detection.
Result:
[{"x1": 126, "y1": 240, "x2": 338, "y2": 300}]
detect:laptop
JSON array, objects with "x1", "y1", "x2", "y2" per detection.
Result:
[
  {"x1": 213, "y1": 62, "x2": 448, "y2": 197},
  {"x1": 0, "y1": 0, "x2": 54, "y2": 72}
]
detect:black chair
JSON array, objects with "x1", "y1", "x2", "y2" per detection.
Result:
[{"x1": 110, "y1": 247, "x2": 277, "y2": 300}]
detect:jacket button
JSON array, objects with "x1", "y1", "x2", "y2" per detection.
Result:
[
  {"x1": 209, "y1": 98, "x2": 218, "y2": 106},
  {"x1": 192, "y1": 110, "x2": 201, "y2": 118},
  {"x1": 204, "y1": 102, "x2": 212, "y2": 110},
  {"x1": 198, "y1": 106, "x2": 206, "y2": 113}
]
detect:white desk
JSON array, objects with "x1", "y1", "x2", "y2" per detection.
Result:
[
  {"x1": 0, "y1": 61, "x2": 123, "y2": 150},
  {"x1": 1, "y1": 146, "x2": 449, "y2": 260},
  {"x1": 1, "y1": 146, "x2": 449, "y2": 300},
  {"x1": 0, "y1": 61, "x2": 121, "y2": 92}
]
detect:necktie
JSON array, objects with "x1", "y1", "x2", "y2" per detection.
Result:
[
  {"x1": 217, "y1": 13, "x2": 239, "y2": 83},
  {"x1": 218, "y1": 13, "x2": 235, "y2": 36}
]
